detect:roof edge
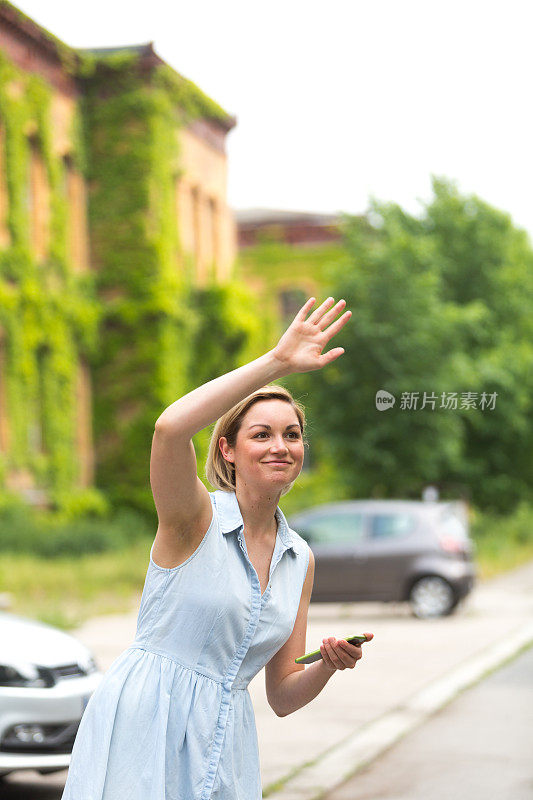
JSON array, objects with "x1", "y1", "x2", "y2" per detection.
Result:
[
  {"x1": 77, "y1": 41, "x2": 236, "y2": 131},
  {"x1": 0, "y1": 1, "x2": 77, "y2": 67}
]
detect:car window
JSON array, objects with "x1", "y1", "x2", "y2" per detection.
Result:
[
  {"x1": 369, "y1": 513, "x2": 415, "y2": 539},
  {"x1": 298, "y1": 511, "x2": 365, "y2": 544}
]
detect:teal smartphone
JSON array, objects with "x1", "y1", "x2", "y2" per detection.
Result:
[{"x1": 295, "y1": 634, "x2": 368, "y2": 665}]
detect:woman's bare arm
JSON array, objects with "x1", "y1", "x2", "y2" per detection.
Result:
[
  {"x1": 154, "y1": 351, "x2": 286, "y2": 438},
  {"x1": 150, "y1": 351, "x2": 286, "y2": 552},
  {"x1": 150, "y1": 297, "x2": 351, "y2": 564}
]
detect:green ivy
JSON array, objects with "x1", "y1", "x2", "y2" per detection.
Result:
[
  {"x1": 0, "y1": 49, "x2": 102, "y2": 512},
  {"x1": 78, "y1": 51, "x2": 261, "y2": 518},
  {"x1": 0, "y1": 39, "x2": 263, "y2": 521}
]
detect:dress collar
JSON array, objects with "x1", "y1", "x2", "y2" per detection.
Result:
[{"x1": 214, "y1": 489, "x2": 296, "y2": 552}]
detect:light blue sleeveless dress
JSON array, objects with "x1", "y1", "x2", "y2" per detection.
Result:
[{"x1": 61, "y1": 489, "x2": 311, "y2": 800}]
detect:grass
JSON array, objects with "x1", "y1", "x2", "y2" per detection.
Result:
[
  {"x1": 0, "y1": 538, "x2": 152, "y2": 630},
  {"x1": 474, "y1": 539, "x2": 533, "y2": 579},
  {"x1": 470, "y1": 501, "x2": 533, "y2": 579},
  {"x1": 1, "y1": 500, "x2": 533, "y2": 631}
]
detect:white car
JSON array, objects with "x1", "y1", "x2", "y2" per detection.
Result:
[{"x1": 0, "y1": 611, "x2": 102, "y2": 779}]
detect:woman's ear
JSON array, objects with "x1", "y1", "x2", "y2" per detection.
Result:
[{"x1": 219, "y1": 436, "x2": 234, "y2": 465}]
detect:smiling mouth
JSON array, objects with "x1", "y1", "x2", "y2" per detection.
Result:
[{"x1": 264, "y1": 461, "x2": 291, "y2": 465}]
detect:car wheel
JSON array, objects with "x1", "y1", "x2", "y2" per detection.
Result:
[{"x1": 409, "y1": 576, "x2": 457, "y2": 618}]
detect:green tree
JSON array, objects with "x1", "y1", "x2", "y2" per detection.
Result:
[{"x1": 290, "y1": 177, "x2": 533, "y2": 512}]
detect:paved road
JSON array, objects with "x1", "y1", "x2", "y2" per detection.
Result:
[
  {"x1": 2, "y1": 558, "x2": 533, "y2": 796},
  {"x1": 4, "y1": 643, "x2": 532, "y2": 800},
  {"x1": 324, "y1": 643, "x2": 533, "y2": 800}
]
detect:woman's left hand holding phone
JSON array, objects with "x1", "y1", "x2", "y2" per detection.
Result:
[{"x1": 320, "y1": 632, "x2": 374, "y2": 672}]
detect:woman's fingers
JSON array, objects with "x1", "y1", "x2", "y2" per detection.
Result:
[
  {"x1": 322, "y1": 638, "x2": 354, "y2": 670},
  {"x1": 319, "y1": 642, "x2": 337, "y2": 671},
  {"x1": 275, "y1": 295, "x2": 352, "y2": 374},
  {"x1": 332, "y1": 640, "x2": 357, "y2": 669},
  {"x1": 321, "y1": 636, "x2": 369, "y2": 671},
  {"x1": 307, "y1": 297, "x2": 350, "y2": 331},
  {"x1": 307, "y1": 296, "x2": 337, "y2": 325},
  {"x1": 316, "y1": 299, "x2": 347, "y2": 331},
  {"x1": 322, "y1": 310, "x2": 352, "y2": 342},
  {"x1": 337, "y1": 639, "x2": 363, "y2": 661},
  {"x1": 296, "y1": 297, "x2": 316, "y2": 321},
  {"x1": 318, "y1": 347, "x2": 345, "y2": 368}
]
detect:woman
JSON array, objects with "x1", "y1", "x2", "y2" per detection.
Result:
[{"x1": 61, "y1": 295, "x2": 373, "y2": 800}]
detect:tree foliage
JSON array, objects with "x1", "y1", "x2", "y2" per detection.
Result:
[{"x1": 292, "y1": 177, "x2": 533, "y2": 512}]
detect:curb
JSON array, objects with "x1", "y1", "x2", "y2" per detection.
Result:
[{"x1": 267, "y1": 620, "x2": 533, "y2": 800}]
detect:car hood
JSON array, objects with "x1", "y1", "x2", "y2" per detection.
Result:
[{"x1": 0, "y1": 611, "x2": 94, "y2": 670}]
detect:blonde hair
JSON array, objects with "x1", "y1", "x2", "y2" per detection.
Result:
[{"x1": 206, "y1": 385, "x2": 307, "y2": 496}]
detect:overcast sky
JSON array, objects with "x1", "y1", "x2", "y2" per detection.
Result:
[{"x1": 13, "y1": 0, "x2": 533, "y2": 238}]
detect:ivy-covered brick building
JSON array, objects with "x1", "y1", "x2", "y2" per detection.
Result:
[{"x1": 0, "y1": 1, "x2": 254, "y2": 517}]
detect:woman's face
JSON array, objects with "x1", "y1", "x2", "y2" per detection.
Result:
[{"x1": 219, "y1": 399, "x2": 305, "y2": 493}]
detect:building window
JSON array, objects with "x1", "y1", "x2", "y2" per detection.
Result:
[
  {"x1": 175, "y1": 175, "x2": 194, "y2": 274},
  {"x1": 28, "y1": 137, "x2": 50, "y2": 261},
  {"x1": 63, "y1": 154, "x2": 89, "y2": 272},
  {"x1": 191, "y1": 185, "x2": 203, "y2": 280},
  {"x1": 0, "y1": 124, "x2": 9, "y2": 249},
  {"x1": 191, "y1": 186, "x2": 200, "y2": 258},
  {"x1": 0, "y1": 328, "x2": 9, "y2": 452},
  {"x1": 28, "y1": 345, "x2": 48, "y2": 454},
  {"x1": 76, "y1": 356, "x2": 94, "y2": 486},
  {"x1": 208, "y1": 197, "x2": 219, "y2": 270}
]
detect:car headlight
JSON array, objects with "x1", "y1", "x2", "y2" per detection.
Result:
[{"x1": 0, "y1": 662, "x2": 49, "y2": 688}]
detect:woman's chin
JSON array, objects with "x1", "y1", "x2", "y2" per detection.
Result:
[{"x1": 268, "y1": 472, "x2": 296, "y2": 489}]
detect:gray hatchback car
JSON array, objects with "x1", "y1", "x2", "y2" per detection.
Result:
[{"x1": 288, "y1": 500, "x2": 476, "y2": 618}]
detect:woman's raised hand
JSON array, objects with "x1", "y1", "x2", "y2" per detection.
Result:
[{"x1": 271, "y1": 296, "x2": 352, "y2": 375}]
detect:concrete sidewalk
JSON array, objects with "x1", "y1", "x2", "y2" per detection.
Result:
[
  {"x1": 324, "y1": 641, "x2": 533, "y2": 800},
  {"x1": 73, "y1": 558, "x2": 533, "y2": 799}
]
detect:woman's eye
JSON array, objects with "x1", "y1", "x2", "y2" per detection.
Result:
[{"x1": 254, "y1": 431, "x2": 300, "y2": 439}]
